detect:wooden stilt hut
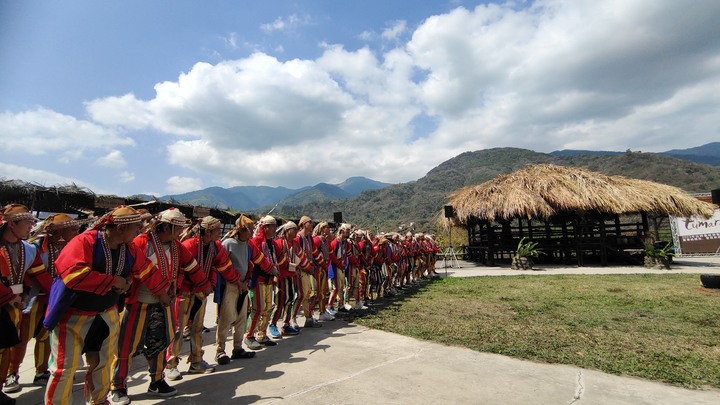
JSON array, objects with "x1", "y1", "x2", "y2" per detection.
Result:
[{"x1": 447, "y1": 164, "x2": 715, "y2": 266}]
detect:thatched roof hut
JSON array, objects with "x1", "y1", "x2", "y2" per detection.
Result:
[
  {"x1": 447, "y1": 164, "x2": 716, "y2": 266},
  {"x1": 448, "y1": 164, "x2": 715, "y2": 223}
]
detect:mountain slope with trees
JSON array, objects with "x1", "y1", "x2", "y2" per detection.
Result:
[{"x1": 273, "y1": 148, "x2": 720, "y2": 232}]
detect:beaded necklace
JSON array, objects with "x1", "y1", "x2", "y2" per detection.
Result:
[
  {"x1": 2, "y1": 242, "x2": 25, "y2": 285},
  {"x1": 149, "y1": 232, "x2": 178, "y2": 281},
  {"x1": 198, "y1": 238, "x2": 216, "y2": 276},
  {"x1": 100, "y1": 230, "x2": 126, "y2": 276},
  {"x1": 47, "y1": 242, "x2": 59, "y2": 278}
]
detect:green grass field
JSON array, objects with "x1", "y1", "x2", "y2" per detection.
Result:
[{"x1": 354, "y1": 274, "x2": 720, "y2": 389}]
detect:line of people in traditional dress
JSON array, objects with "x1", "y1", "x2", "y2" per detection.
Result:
[{"x1": 0, "y1": 204, "x2": 439, "y2": 405}]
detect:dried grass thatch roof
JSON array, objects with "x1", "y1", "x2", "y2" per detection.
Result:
[{"x1": 447, "y1": 164, "x2": 716, "y2": 223}]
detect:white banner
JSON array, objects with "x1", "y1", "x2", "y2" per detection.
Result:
[{"x1": 671, "y1": 209, "x2": 720, "y2": 255}]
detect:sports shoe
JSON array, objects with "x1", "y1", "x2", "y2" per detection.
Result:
[
  {"x1": 281, "y1": 325, "x2": 299, "y2": 335},
  {"x1": 289, "y1": 324, "x2": 301, "y2": 333},
  {"x1": 165, "y1": 367, "x2": 182, "y2": 381},
  {"x1": 268, "y1": 324, "x2": 282, "y2": 339},
  {"x1": 258, "y1": 338, "x2": 277, "y2": 346},
  {"x1": 231, "y1": 348, "x2": 255, "y2": 359},
  {"x1": 110, "y1": 388, "x2": 130, "y2": 405},
  {"x1": 3, "y1": 374, "x2": 20, "y2": 393},
  {"x1": 33, "y1": 371, "x2": 51, "y2": 386},
  {"x1": 182, "y1": 326, "x2": 190, "y2": 341},
  {"x1": 188, "y1": 360, "x2": 215, "y2": 374},
  {"x1": 244, "y1": 336, "x2": 263, "y2": 350},
  {"x1": 354, "y1": 301, "x2": 368, "y2": 310},
  {"x1": 147, "y1": 379, "x2": 177, "y2": 397},
  {"x1": 343, "y1": 303, "x2": 353, "y2": 311},
  {"x1": 319, "y1": 312, "x2": 335, "y2": 321},
  {"x1": 326, "y1": 307, "x2": 337, "y2": 316},
  {"x1": 216, "y1": 352, "x2": 230, "y2": 365},
  {"x1": 303, "y1": 318, "x2": 315, "y2": 328},
  {"x1": 338, "y1": 306, "x2": 349, "y2": 313}
]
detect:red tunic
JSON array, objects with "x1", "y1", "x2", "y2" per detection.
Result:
[
  {"x1": 181, "y1": 237, "x2": 238, "y2": 290},
  {"x1": 128, "y1": 233, "x2": 210, "y2": 302}
]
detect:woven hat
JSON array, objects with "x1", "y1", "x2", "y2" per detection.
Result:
[
  {"x1": 260, "y1": 215, "x2": 277, "y2": 226},
  {"x1": 200, "y1": 216, "x2": 221, "y2": 231},
  {"x1": 43, "y1": 213, "x2": 80, "y2": 231},
  {"x1": 91, "y1": 206, "x2": 143, "y2": 230},
  {"x1": 0, "y1": 204, "x2": 37, "y2": 228},
  {"x1": 157, "y1": 208, "x2": 191, "y2": 227},
  {"x1": 298, "y1": 215, "x2": 312, "y2": 227}
]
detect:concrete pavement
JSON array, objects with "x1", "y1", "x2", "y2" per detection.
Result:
[{"x1": 9, "y1": 256, "x2": 720, "y2": 404}]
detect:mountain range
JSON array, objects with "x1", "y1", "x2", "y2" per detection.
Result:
[
  {"x1": 155, "y1": 176, "x2": 391, "y2": 211},
  {"x1": 150, "y1": 142, "x2": 720, "y2": 232}
]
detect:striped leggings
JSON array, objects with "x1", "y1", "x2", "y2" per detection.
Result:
[
  {"x1": 45, "y1": 308, "x2": 120, "y2": 405},
  {"x1": 112, "y1": 302, "x2": 172, "y2": 389},
  {"x1": 8, "y1": 299, "x2": 49, "y2": 376}
]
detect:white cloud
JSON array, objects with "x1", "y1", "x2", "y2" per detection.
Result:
[
  {"x1": 381, "y1": 20, "x2": 407, "y2": 41},
  {"x1": 166, "y1": 176, "x2": 203, "y2": 194},
  {"x1": 119, "y1": 171, "x2": 135, "y2": 183},
  {"x1": 81, "y1": 1, "x2": 720, "y2": 190},
  {"x1": 260, "y1": 14, "x2": 309, "y2": 33},
  {"x1": 96, "y1": 150, "x2": 127, "y2": 168},
  {"x1": 0, "y1": 161, "x2": 91, "y2": 188},
  {"x1": 0, "y1": 107, "x2": 134, "y2": 155}
]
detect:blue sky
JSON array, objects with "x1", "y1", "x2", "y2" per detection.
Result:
[{"x1": 1, "y1": 0, "x2": 719, "y2": 197}]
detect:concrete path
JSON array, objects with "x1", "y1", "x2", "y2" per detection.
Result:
[{"x1": 10, "y1": 257, "x2": 720, "y2": 404}]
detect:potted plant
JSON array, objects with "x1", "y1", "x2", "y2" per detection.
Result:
[
  {"x1": 643, "y1": 241, "x2": 674, "y2": 269},
  {"x1": 511, "y1": 237, "x2": 543, "y2": 270}
]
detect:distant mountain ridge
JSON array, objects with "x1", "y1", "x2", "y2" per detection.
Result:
[
  {"x1": 150, "y1": 143, "x2": 719, "y2": 232},
  {"x1": 551, "y1": 142, "x2": 720, "y2": 167},
  {"x1": 159, "y1": 176, "x2": 391, "y2": 211}
]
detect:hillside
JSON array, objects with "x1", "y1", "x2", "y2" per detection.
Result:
[{"x1": 272, "y1": 149, "x2": 720, "y2": 232}]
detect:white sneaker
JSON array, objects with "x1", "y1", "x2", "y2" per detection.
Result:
[
  {"x1": 326, "y1": 307, "x2": 337, "y2": 316},
  {"x1": 343, "y1": 303, "x2": 353, "y2": 311},
  {"x1": 354, "y1": 301, "x2": 368, "y2": 310},
  {"x1": 319, "y1": 312, "x2": 335, "y2": 321},
  {"x1": 166, "y1": 367, "x2": 181, "y2": 381}
]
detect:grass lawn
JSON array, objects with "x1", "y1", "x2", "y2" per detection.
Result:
[{"x1": 353, "y1": 274, "x2": 720, "y2": 389}]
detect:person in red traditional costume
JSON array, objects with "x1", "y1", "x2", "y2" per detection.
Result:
[
  {"x1": 43, "y1": 206, "x2": 168, "y2": 405},
  {"x1": 426, "y1": 234, "x2": 440, "y2": 278},
  {"x1": 327, "y1": 223, "x2": 351, "y2": 314},
  {"x1": 268, "y1": 221, "x2": 310, "y2": 338},
  {"x1": 0, "y1": 205, "x2": 50, "y2": 405},
  {"x1": 166, "y1": 216, "x2": 237, "y2": 378},
  {"x1": 110, "y1": 208, "x2": 211, "y2": 404},
  {"x1": 215, "y1": 214, "x2": 267, "y2": 360},
  {"x1": 355, "y1": 230, "x2": 372, "y2": 309},
  {"x1": 351, "y1": 230, "x2": 369, "y2": 310},
  {"x1": 5, "y1": 214, "x2": 81, "y2": 396},
  {"x1": 312, "y1": 222, "x2": 334, "y2": 323},
  {"x1": 244, "y1": 216, "x2": 280, "y2": 347},
  {"x1": 293, "y1": 217, "x2": 321, "y2": 328}
]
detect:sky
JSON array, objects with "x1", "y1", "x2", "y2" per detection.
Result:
[{"x1": 1, "y1": 0, "x2": 719, "y2": 197}]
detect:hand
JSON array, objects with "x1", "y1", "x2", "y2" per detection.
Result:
[
  {"x1": 156, "y1": 291, "x2": 171, "y2": 306},
  {"x1": 112, "y1": 277, "x2": 131, "y2": 293},
  {"x1": 202, "y1": 286, "x2": 213, "y2": 296},
  {"x1": 271, "y1": 268, "x2": 279, "y2": 277},
  {"x1": 237, "y1": 280, "x2": 248, "y2": 293},
  {"x1": 10, "y1": 295, "x2": 22, "y2": 309}
]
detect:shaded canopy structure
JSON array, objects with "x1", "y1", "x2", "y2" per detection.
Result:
[{"x1": 446, "y1": 164, "x2": 716, "y2": 266}]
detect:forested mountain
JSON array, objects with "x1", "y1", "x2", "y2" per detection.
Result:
[{"x1": 274, "y1": 148, "x2": 720, "y2": 232}]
